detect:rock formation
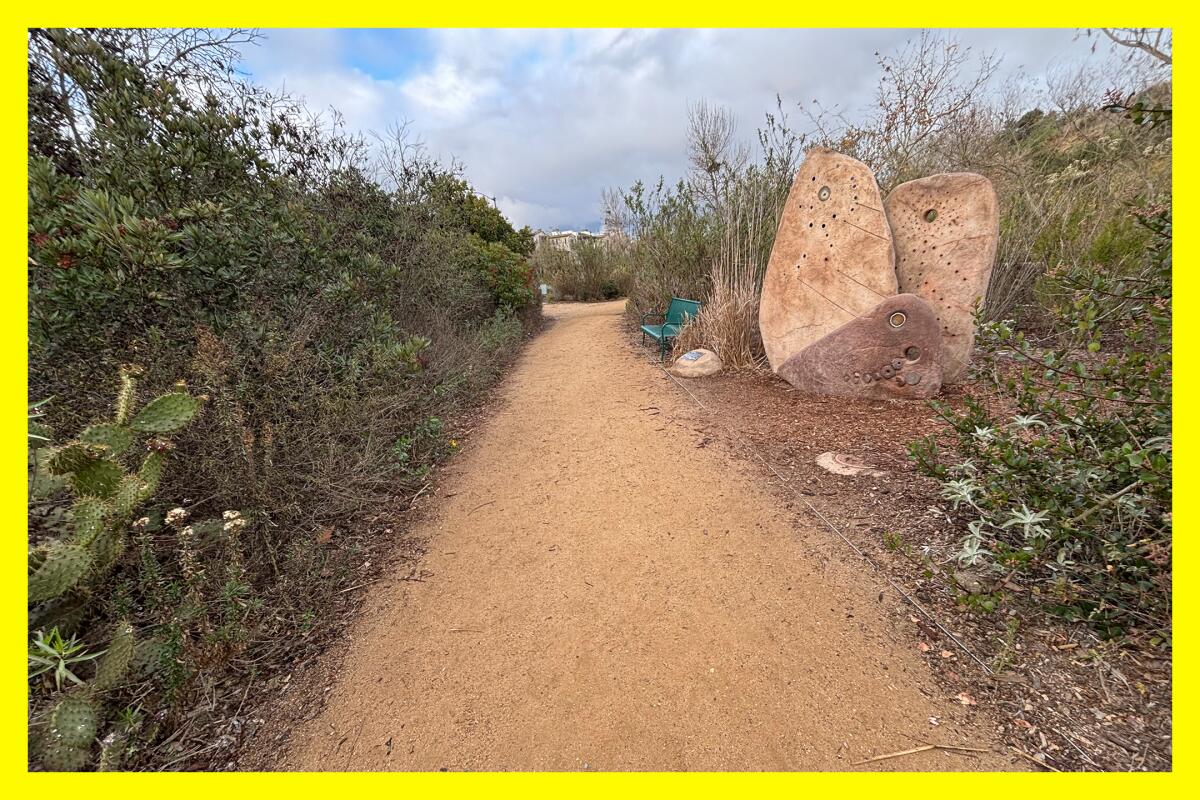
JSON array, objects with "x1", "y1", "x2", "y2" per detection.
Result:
[
  {"x1": 776, "y1": 294, "x2": 944, "y2": 400},
  {"x1": 759, "y1": 148, "x2": 897, "y2": 372},
  {"x1": 885, "y1": 173, "x2": 999, "y2": 383}
]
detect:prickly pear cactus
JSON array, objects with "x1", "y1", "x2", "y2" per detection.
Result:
[
  {"x1": 71, "y1": 498, "x2": 109, "y2": 546},
  {"x1": 28, "y1": 365, "x2": 201, "y2": 771},
  {"x1": 92, "y1": 622, "x2": 134, "y2": 692},
  {"x1": 129, "y1": 393, "x2": 200, "y2": 433},
  {"x1": 89, "y1": 528, "x2": 127, "y2": 576},
  {"x1": 68, "y1": 457, "x2": 123, "y2": 498},
  {"x1": 41, "y1": 740, "x2": 90, "y2": 771},
  {"x1": 49, "y1": 695, "x2": 99, "y2": 749},
  {"x1": 28, "y1": 543, "x2": 93, "y2": 602},
  {"x1": 47, "y1": 443, "x2": 107, "y2": 475},
  {"x1": 130, "y1": 638, "x2": 171, "y2": 679},
  {"x1": 113, "y1": 364, "x2": 142, "y2": 425},
  {"x1": 138, "y1": 451, "x2": 166, "y2": 492},
  {"x1": 80, "y1": 423, "x2": 134, "y2": 455}
]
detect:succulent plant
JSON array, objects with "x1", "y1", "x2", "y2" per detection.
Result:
[
  {"x1": 80, "y1": 423, "x2": 134, "y2": 455},
  {"x1": 28, "y1": 365, "x2": 200, "y2": 770},
  {"x1": 71, "y1": 497, "x2": 108, "y2": 546},
  {"x1": 129, "y1": 393, "x2": 200, "y2": 433},
  {"x1": 28, "y1": 544, "x2": 93, "y2": 603},
  {"x1": 50, "y1": 695, "x2": 99, "y2": 749},
  {"x1": 92, "y1": 622, "x2": 133, "y2": 692},
  {"x1": 41, "y1": 740, "x2": 90, "y2": 772}
]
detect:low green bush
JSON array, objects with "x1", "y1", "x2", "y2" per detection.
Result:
[{"x1": 909, "y1": 206, "x2": 1171, "y2": 637}]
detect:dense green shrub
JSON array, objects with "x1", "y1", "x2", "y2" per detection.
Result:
[
  {"x1": 27, "y1": 28, "x2": 537, "y2": 770},
  {"x1": 909, "y1": 206, "x2": 1171, "y2": 636},
  {"x1": 532, "y1": 238, "x2": 630, "y2": 301}
]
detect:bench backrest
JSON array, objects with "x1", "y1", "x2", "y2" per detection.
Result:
[{"x1": 666, "y1": 297, "x2": 702, "y2": 327}]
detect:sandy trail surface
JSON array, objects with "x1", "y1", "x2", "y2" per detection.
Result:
[{"x1": 278, "y1": 300, "x2": 1012, "y2": 771}]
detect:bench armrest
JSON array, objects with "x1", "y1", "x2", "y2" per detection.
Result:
[{"x1": 641, "y1": 311, "x2": 666, "y2": 324}]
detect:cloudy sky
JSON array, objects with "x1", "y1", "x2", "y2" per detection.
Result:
[{"x1": 238, "y1": 29, "x2": 1124, "y2": 232}]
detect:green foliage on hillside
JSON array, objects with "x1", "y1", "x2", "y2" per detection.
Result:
[
  {"x1": 27, "y1": 28, "x2": 537, "y2": 770},
  {"x1": 911, "y1": 205, "x2": 1172, "y2": 636}
]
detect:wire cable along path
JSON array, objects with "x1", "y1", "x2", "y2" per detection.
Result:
[{"x1": 658, "y1": 364, "x2": 995, "y2": 677}]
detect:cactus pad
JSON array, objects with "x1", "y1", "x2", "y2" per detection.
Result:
[
  {"x1": 90, "y1": 529, "x2": 126, "y2": 576},
  {"x1": 29, "y1": 543, "x2": 93, "y2": 602},
  {"x1": 111, "y1": 475, "x2": 143, "y2": 516},
  {"x1": 138, "y1": 451, "x2": 165, "y2": 491},
  {"x1": 131, "y1": 638, "x2": 171, "y2": 678},
  {"x1": 80, "y1": 424, "x2": 134, "y2": 455},
  {"x1": 93, "y1": 621, "x2": 134, "y2": 691},
  {"x1": 71, "y1": 498, "x2": 108, "y2": 546},
  {"x1": 129, "y1": 393, "x2": 200, "y2": 433},
  {"x1": 69, "y1": 456, "x2": 123, "y2": 498},
  {"x1": 47, "y1": 443, "x2": 106, "y2": 475},
  {"x1": 41, "y1": 740, "x2": 89, "y2": 771},
  {"x1": 50, "y1": 695, "x2": 99, "y2": 749}
]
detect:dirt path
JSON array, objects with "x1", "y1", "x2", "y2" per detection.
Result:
[{"x1": 277, "y1": 300, "x2": 1013, "y2": 771}]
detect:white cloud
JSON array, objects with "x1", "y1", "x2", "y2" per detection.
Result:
[
  {"x1": 241, "y1": 28, "x2": 1133, "y2": 231},
  {"x1": 402, "y1": 62, "x2": 500, "y2": 121}
]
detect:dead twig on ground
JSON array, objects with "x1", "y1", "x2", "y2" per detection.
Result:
[
  {"x1": 853, "y1": 743, "x2": 991, "y2": 765},
  {"x1": 1010, "y1": 746, "x2": 1062, "y2": 772}
]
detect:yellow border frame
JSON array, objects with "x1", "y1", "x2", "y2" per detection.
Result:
[{"x1": 2, "y1": 9, "x2": 1185, "y2": 792}]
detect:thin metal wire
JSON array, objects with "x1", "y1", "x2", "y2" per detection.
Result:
[{"x1": 658, "y1": 364, "x2": 995, "y2": 676}]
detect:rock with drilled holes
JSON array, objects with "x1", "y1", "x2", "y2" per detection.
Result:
[
  {"x1": 759, "y1": 147, "x2": 897, "y2": 372},
  {"x1": 669, "y1": 348, "x2": 722, "y2": 378},
  {"x1": 885, "y1": 173, "x2": 999, "y2": 383},
  {"x1": 777, "y1": 293, "x2": 944, "y2": 400}
]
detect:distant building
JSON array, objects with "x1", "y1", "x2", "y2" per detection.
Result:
[{"x1": 532, "y1": 228, "x2": 621, "y2": 253}]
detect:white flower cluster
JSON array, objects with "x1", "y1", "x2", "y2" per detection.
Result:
[
  {"x1": 165, "y1": 507, "x2": 190, "y2": 526},
  {"x1": 223, "y1": 509, "x2": 246, "y2": 532}
]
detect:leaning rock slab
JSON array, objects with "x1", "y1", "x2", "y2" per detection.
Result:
[
  {"x1": 885, "y1": 173, "x2": 999, "y2": 384},
  {"x1": 759, "y1": 148, "x2": 897, "y2": 372},
  {"x1": 777, "y1": 293, "x2": 944, "y2": 400},
  {"x1": 669, "y1": 348, "x2": 722, "y2": 378}
]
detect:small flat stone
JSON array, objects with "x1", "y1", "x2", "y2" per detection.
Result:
[{"x1": 816, "y1": 452, "x2": 887, "y2": 477}]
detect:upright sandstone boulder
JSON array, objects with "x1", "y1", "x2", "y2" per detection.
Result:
[
  {"x1": 759, "y1": 148, "x2": 897, "y2": 372},
  {"x1": 777, "y1": 293, "x2": 944, "y2": 400},
  {"x1": 885, "y1": 173, "x2": 999, "y2": 383}
]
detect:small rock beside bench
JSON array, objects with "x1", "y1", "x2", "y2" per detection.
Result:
[{"x1": 669, "y1": 348, "x2": 722, "y2": 378}]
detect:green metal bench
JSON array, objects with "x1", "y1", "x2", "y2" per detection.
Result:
[{"x1": 640, "y1": 297, "x2": 702, "y2": 361}]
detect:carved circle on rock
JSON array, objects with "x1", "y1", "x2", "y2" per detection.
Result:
[
  {"x1": 889, "y1": 312, "x2": 907, "y2": 328},
  {"x1": 818, "y1": 185, "x2": 831, "y2": 201},
  {"x1": 924, "y1": 208, "x2": 938, "y2": 222},
  {"x1": 905, "y1": 345, "x2": 922, "y2": 361},
  {"x1": 881, "y1": 365, "x2": 895, "y2": 378}
]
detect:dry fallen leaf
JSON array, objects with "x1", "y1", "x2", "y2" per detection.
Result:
[
  {"x1": 316, "y1": 527, "x2": 334, "y2": 545},
  {"x1": 917, "y1": 642, "x2": 931, "y2": 652},
  {"x1": 956, "y1": 692, "x2": 977, "y2": 706},
  {"x1": 939, "y1": 650, "x2": 955, "y2": 659}
]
